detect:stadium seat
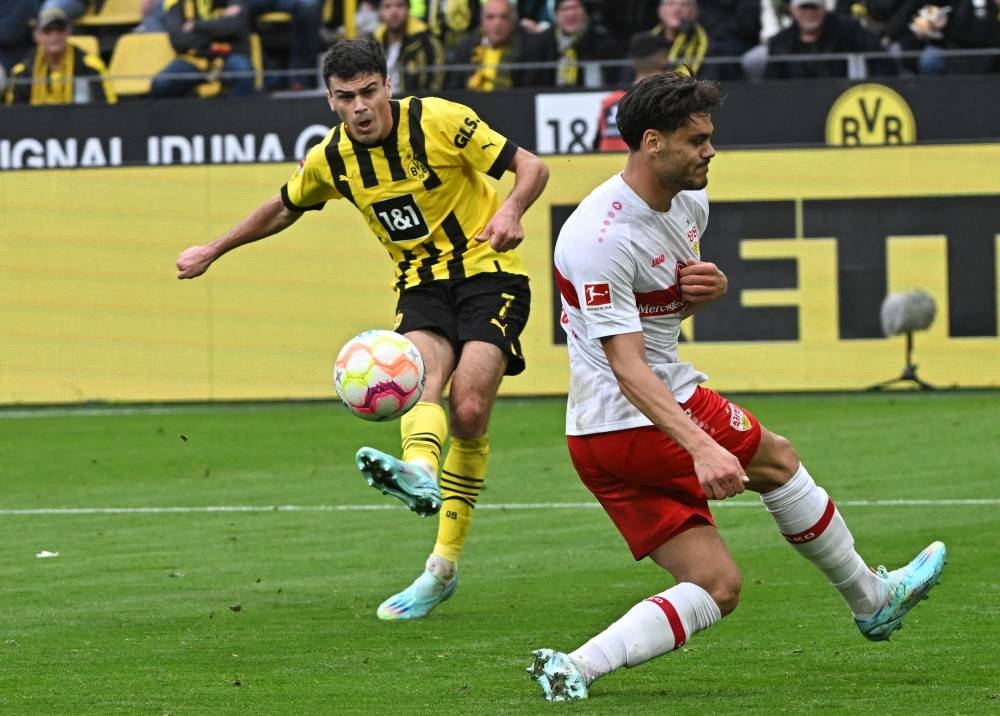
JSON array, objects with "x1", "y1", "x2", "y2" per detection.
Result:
[
  {"x1": 76, "y1": 0, "x2": 143, "y2": 27},
  {"x1": 68, "y1": 34, "x2": 101, "y2": 58},
  {"x1": 256, "y1": 10, "x2": 292, "y2": 24},
  {"x1": 106, "y1": 32, "x2": 174, "y2": 96},
  {"x1": 250, "y1": 32, "x2": 264, "y2": 92}
]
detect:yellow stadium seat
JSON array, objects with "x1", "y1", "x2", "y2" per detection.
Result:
[
  {"x1": 77, "y1": 0, "x2": 143, "y2": 27},
  {"x1": 250, "y1": 32, "x2": 264, "y2": 92},
  {"x1": 256, "y1": 10, "x2": 292, "y2": 23},
  {"x1": 68, "y1": 34, "x2": 100, "y2": 57},
  {"x1": 107, "y1": 32, "x2": 175, "y2": 96}
]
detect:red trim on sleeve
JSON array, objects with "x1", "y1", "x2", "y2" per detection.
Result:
[{"x1": 554, "y1": 267, "x2": 580, "y2": 308}]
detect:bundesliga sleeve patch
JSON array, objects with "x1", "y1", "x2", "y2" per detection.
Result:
[{"x1": 583, "y1": 282, "x2": 613, "y2": 312}]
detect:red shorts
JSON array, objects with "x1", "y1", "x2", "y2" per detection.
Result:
[{"x1": 566, "y1": 386, "x2": 763, "y2": 560}]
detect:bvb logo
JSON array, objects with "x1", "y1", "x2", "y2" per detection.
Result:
[
  {"x1": 825, "y1": 83, "x2": 916, "y2": 146},
  {"x1": 405, "y1": 154, "x2": 430, "y2": 181}
]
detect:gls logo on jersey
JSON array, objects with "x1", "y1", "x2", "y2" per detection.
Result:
[
  {"x1": 583, "y1": 282, "x2": 613, "y2": 312},
  {"x1": 453, "y1": 117, "x2": 480, "y2": 148}
]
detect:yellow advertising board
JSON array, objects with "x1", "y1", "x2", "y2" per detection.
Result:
[{"x1": 1, "y1": 144, "x2": 998, "y2": 404}]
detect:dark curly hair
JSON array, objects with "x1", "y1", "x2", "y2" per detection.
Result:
[
  {"x1": 321, "y1": 38, "x2": 388, "y2": 84},
  {"x1": 616, "y1": 71, "x2": 723, "y2": 151}
]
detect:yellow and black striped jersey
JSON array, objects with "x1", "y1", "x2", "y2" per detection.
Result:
[{"x1": 281, "y1": 96, "x2": 526, "y2": 291}]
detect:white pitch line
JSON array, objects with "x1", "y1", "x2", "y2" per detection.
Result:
[{"x1": 0, "y1": 498, "x2": 998, "y2": 516}]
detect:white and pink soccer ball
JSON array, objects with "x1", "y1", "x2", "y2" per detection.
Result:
[{"x1": 334, "y1": 330, "x2": 425, "y2": 421}]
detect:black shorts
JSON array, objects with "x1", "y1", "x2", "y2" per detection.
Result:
[{"x1": 394, "y1": 272, "x2": 531, "y2": 376}]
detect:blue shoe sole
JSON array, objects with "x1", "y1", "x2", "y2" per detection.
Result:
[{"x1": 356, "y1": 448, "x2": 441, "y2": 517}]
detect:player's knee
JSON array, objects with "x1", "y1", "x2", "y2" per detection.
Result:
[
  {"x1": 711, "y1": 572, "x2": 742, "y2": 616},
  {"x1": 771, "y1": 433, "x2": 799, "y2": 473},
  {"x1": 749, "y1": 431, "x2": 800, "y2": 489},
  {"x1": 689, "y1": 570, "x2": 742, "y2": 616},
  {"x1": 449, "y1": 393, "x2": 490, "y2": 436}
]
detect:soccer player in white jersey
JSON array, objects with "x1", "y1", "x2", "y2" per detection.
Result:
[{"x1": 528, "y1": 71, "x2": 947, "y2": 702}]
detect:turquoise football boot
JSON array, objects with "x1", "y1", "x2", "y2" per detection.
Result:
[
  {"x1": 356, "y1": 447, "x2": 441, "y2": 517},
  {"x1": 527, "y1": 649, "x2": 589, "y2": 702},
  {"x1": 376, "y1": 568, "x2": 458, "y2": 620},
  {"x1": 855, "y1": 540, "x2": 947, "y2": 641}
]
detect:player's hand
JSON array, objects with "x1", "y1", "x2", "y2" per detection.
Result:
[
  {"x1": 176, "y1": 245, "x2": 216, "y2": 279},
  {"x1": 692, "y1": 445, "x2": 749, "y2": 500},
  {"x1": 475, "y1": 207, "x2": 524, "y2": 252},
  {"x1": 678, "y1": 260, "x2": 727, "y2": 307}
]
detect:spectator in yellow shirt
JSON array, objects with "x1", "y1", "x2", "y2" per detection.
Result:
[{"x1": 5, "y1": 8, "x2": 116, "y2": 105}]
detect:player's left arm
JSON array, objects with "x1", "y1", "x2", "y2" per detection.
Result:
[
  {"x1": 678, "y1": 259, "x2": 727, "y2": 318},
  {"x1": 476, "y1": 147, "x2": 550, "y2": 252}
]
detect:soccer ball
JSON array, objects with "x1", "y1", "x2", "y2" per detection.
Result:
[{"x1": 333, "y1": 330, "x2": 425, "y2": 421}]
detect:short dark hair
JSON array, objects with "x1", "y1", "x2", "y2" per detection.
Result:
[
  {"x1": 321, "y1": 38, "x2": 387, "y2": 84},
  {"x1": 615, "y1": 71, "x2": 723, "y2": 151}
]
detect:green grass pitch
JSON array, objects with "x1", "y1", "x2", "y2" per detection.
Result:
[{"x1": 1, "y1": 391, "x2": 998, "y2": 714}]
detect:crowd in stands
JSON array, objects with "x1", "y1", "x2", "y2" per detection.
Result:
[{"x1": 2, "y1": 0, "x2": 998, "y2": 104}]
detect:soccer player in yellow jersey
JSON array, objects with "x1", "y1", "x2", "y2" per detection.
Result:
[{"x1": 176, "y1": 38, "x2": 549, "y2": 620}]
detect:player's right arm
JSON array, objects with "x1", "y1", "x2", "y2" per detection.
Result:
[
  {"x1": 177, "y1": 133, "x2": 338, "y2": 280},
  {"x1": 176, "y1": 194, "x2": 302, "y2": 279},
  {"x1": 600, "y1": 331, "x2": 748, "y2": 500}
]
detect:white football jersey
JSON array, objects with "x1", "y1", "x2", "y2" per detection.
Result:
[{"x1": 555, "y1": 173, "x2": 710, "y2": 435}]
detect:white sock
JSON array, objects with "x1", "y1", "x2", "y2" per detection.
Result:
[
  {"x1": 760, "y1": 464, "x2": 885, "y2": 616},
  {"x1": 569, "y1": 582, "x2": 721, "y2": 686}
]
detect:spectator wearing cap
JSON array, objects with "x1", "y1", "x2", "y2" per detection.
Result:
[
  {"x1": 0, "y1": 0, "x2": 37, "y2": 76},
  {"x1": 37, "y1": 0, "x2": 100, "y2": 24},
  {"x1": 5, "y1": 8, "x2": 117, "y2": 105},
  {"x1": 446, "y1": 0, "x2": 531, "y2": 89},
  {"x1": 374, "y1": 0, "x2": 445, "y2": 95},
  {"x1": 151, "y1": 0, "x2": 256, "y2": 97},
  {"x1": 593, "y1": 33, "x2": 669, "y2": 151},
  {"x1": 519, "y1": 0, "x2": 623, "y2": 87},
  {"x1": 632, "y1": 0, "x2": 709, "y2": 75},
  {"x1": 764, "y1": 0, "x2": 897, "y2": 77}
]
